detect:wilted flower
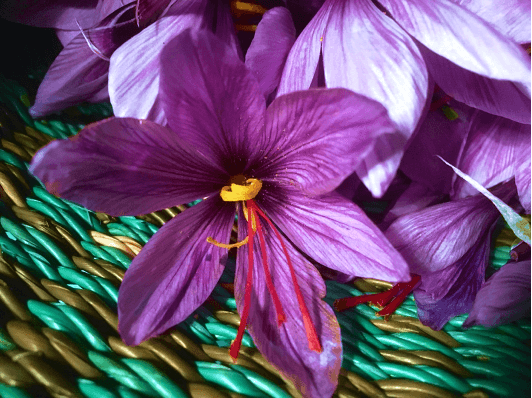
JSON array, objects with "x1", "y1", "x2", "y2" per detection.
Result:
[{"x1": 30, "y1": 29, "x2": 410, "y2": 397}]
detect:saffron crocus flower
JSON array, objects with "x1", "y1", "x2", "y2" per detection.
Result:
[
  {"x1": 30, "y1": 29, "x2": 409, "y2": 397},
  {"x1": 385, "y1": 184, "x2": 516, "y2": 329},
  {"x1": 277, "y1": 0, "x2": 531, "y2": 197}
]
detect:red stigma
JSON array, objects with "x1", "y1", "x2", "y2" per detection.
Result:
[{"x1": 334, "y1": 274, "x2": 421, "y2": 317}]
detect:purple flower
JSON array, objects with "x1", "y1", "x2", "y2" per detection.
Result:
[
  {"x1": 30, "y1": 29, "x2": 409, "y2": 397},
  {"x1": 26, "y1": 0, "x2": 238, "y2": 119},
  {"x1": 463, "y1": 260, "x2": 531, "y2": 328},
  {"x1": 275, "y1": 0, "x2": 531, "y2": 197},
  {"x1": 385, "y1": 184, "x2": 517, "y2": 329}
]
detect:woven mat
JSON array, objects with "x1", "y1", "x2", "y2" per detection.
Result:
[{"x1": 0, "y1": 75, "x2": 530, "y2": 398}]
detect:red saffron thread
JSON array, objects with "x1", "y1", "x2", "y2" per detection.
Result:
[
  {"x1": 229, "y1": 203, "x2": 255, "y2": 361},
  {"x1": 253, "y1": 205, "x2": 287, "y2": 326},
  {"x1": 251, "y1": 201, "x2": 322, "y2": 353}
]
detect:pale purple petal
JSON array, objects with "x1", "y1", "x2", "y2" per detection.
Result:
[
  {"x1": 277, "y1": 1, "x2": 331, "y2": 95},
  {"x1": 413, "y1": 236, "x2": 491, "y2": 329},
  {"x1": 381, "y1": 181, "x2": 446, "y2": 228},
  {"x1": 136, "y1": 0, "x2": 172, "y2": 26},
  {"x1": 108, "y1": 0, "x2": 216, "y2": 124},
  {"x1": 386, "y1": 192, "x2": 503, "y2": 275},
  {"x1": 380, "y1": 0, "x2": 531, "y2": 123},
  {"x1": 235, "y1": 213, "x2": 342, "y2": 398},
  {"x1": 159, "y1": 29, "x2": 265, "y2": 170},
  {"x1": 400, "y1": 100, "x2": 473, "y2": 194},
  {"x1": 255, "y1": 88, "x2": 397, "y2": 196},
  {"x1": 119, "y1": 196, "x2": 234, "y2": 345},
  {"x1": 260, "y1": 190, "x2": 410, "y2": 282},
  {"x1": 56, "y1": 29, "x2": 79, "y2": 46},
  {"x1": 30, "y1": 118, "x2": 225, "y2": 216},
  {"x1": 245, "y1": 7, "x2": 296, "y2": 101},
  {"x1": 321, "y1": 0, "x2": 429, "y2": 197},
  {"x1": 515, "y1": 152, "x2": 531, "y2": 212},
  {"x1": 449, "y1": 0, "x2": 531, "y2": 44},
  {"x1": 463, "y1": 260, "x2": 531, "y2": 328},
  {"x1": 210, "y1": 0, "x2": 242, "y2": 61},
  {"x1": 29, "y1": 35, "x2": 110, "y2": 117},
  {"x1": 453, "y1": 110, "x2": 531, "y2": 199}
]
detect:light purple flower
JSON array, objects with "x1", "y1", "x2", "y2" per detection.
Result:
[
  {"x1": 385, "y1": 184, "x2": 516, "y2": 329},
  {"x1": 30, "y1": 29, "x2": 409, "y2": 397},
  {"x1": 463, "y1": 260, "x2": 531, "y2": 328},
  {"x1": 276, "y1": 0, "x2": 531, "y2": 197}
]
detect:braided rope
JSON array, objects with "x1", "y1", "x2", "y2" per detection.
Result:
[{"x1": 0, "y1": 77, "x2": 529, "y2": 398}]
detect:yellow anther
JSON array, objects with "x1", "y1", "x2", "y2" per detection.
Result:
[
  {"x1": 207, "y1": 236, "x2": 249, "y2": 249},
  {"x1": 220, "y1": 178, "x2": 262, "y2": 202}
]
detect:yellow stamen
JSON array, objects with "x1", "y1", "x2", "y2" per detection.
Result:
[
  {"x1": 220, "y1": 178, "x2": 262, "y2": 202},
  {"x1": 207, "y1": 178, "x2": 262, "y2": 248},
  {"x1": 207, "y1": 236, "x2": 249, "y2": 249}
]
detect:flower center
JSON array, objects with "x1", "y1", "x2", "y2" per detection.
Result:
[{"x1": 207, "y1": 177, "x2": 322, "y2": 361}]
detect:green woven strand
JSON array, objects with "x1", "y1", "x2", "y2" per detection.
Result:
[
  {"x1": 0, "y1": 234, "x2": 35, "y2": 268},
  {"x1": 22, "y1": 246, "x2": 62, "y2": 282},
  {"x1": 0, "y1": 149, "x2": 26, "y2": 169},
  {"x1": 81, "y1": 241, "x2": 123, "y2": 266},
  {"x1": 393, "y1": 333, "x2": 462, "y2": 361},
  {"x1": 376, "y1": 362, "x2": 458, "y2": 392},
  {"x1": 100, "y1": 246, "x2": 132, "y2": 269},
  {"x1": 26, "y1": 198, "x2": 70, "y2": 227},
  {"x1": 77, "y1": 379, "x2": 117, "y2": 398},
  {"x1": 0, "y1": 384, "x2": 34, "y2": 398},
  {"x1": 107, "y1": 223, "x2": 149, "y2": 244},
  {"x1": 0, "y1": 328, "x2": 17, "y2": 351},
  {"x1": 88, "y1": 351, "x2": 159, "y2": 397},
  {"x1": 231, "y1": 364, "x2": 292, "y2": 398},
  {"x1": 341, "y1": 353, "x2": 388, "y2": 380},
  {"x1": 27, "y1": 300, "x2": 84, "y2": 340},
  {"x1": 121, "y1": 358, "x2": 188, "y2": 398},
  {"x1": 416, "y1": 365, "x2": 471, "y2": 394},
  {"x1": 204, "y1": 323, "x2": 254, "y2": 348},
  {"x1": 57, "y1": 267, "x2": 116, "y2": 306},
  {"x1": 24, "y1": 225, "x2": 76, "y2": 268},
  {"x1": 195, "y1": 362, "x2": 269, "y2": 397}
]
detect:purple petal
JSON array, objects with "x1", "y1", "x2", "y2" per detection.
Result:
[
  {"x1": 245, "y1": 7, "x2": 296, "y2": 101},
  {"x1": 235, "y1": 212, "x2": 342, "y2": 398},
  {"x1": 29, "y1": 4, "x2": 141, "y2": 118},
  {"x1": 386, "y1": 191, "x2": 504, "y2": 276},
  {"x1": 136, "y1": 0, "x2": 172, "y2": 26},
  {"x1": 29, "y1": 35, "x2": 110, "y2": 118},
  {"x1": 413, "y1": 236, "x2": 491, "y2": 329},
  {"x1": 56, "y1": 29, "x2": 79, "y2": 46},
  {"x1": 277, "y1": 1, "x2": 331, "y2": 95},
  {"x1": 159, "y1": 29, "x2": 266, "y2": 170},
  {"x1": 463, "y1": 260, "x2": 531, "y2": 328},
  {"x1": 515, "y1": 152, "x2": 531, "y2": 212},
  {"x1": 380, "y1": 0, "x2": 531, "y2": 123},
  {"x1": 449, "y1": 0, "x2": 531, "y2": 44},
  {"x1": 256, "y1": 88, "x2": 397, "y2": 196},
  {"x1": 30, "y1": 117, "x2": 225, "y2": 216},
  {"x1": 321, "y1": 0, "x2": 429, "y2": 197},
  {"x1": 400, "y1": 100, "x2": 473, "y2": 194},
  {"x1": 452, "y1": 110, "x2": 531, "y2": 199},
  {"x1": 108, "y1": 0, "x2": 218, "y2": 124},
  {"x1": 119, "y1": 196, "x2": 235, "y2": 345},
  {"x1": 381, "y1": 181, "x2": 446, "y2": 228},
  {"x1": 260, "y1": 191, "x2": 410, "y2": 282}
]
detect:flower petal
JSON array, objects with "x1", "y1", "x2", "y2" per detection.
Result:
[
  {"x1": 449, "y1": 0, "x2": 531, "y2": 44},
  {"x1": 452, "y1": 110, "x2": 531, "y2": 199},
  {"x1": 515, "y1": 151, "x2": 531, "y2": 212},
  {"x1": 463, "y1": 260, "x2": 531, "y2": 328},
  {"x1": 29, "y1": 34, "x2": 109, "y2": 117},
  {"x1": 380, "y1": 0, "x2": 531, "y2": 123},
  {"x1": 245, "y1": 7, "x2": 296, "y2": 101},
  {"x1": 386, "y1": 191, "x2": 503, "y2": 275},
  {"x1": 235, "y1": 212, "x2": 342, "y2": 398},
  {"x1": 159, "y1": 29, "x2": 266, "y2": 171},
  {"x1": 256, "y1": 88, "x2": 397, "y2": 196},
  {"x1": 277, "y1": 1, "x2": 331, "y2": 96},
  {"x1": 119, "y1": 196, "x2": 235, "y2": 345},
  {"x1": 413, "y1": 236, "x2": 491, "y2": 329},
  {"x1": 30, "y1": 117, "x2": 225, "y2": 216},
  {"x1": 136, "y1": 0, "x2": 173, "y2": 26},
  {"x1": 322, "y1": 0, "x2": 429, "y2": 196},
  {"x1": 400, "y1": 100, "x2": 473, "y2": 194},
  {"x1": 260, "y1": 190, "x2": 410, "y2": 282},
  {"x1": 108, "y1": 0, "x2": 216, "y2": 124}
]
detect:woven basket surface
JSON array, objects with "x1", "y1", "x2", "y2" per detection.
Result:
[{"x1": 0, "y1": 66, "x2": 530, "y2": 398}]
